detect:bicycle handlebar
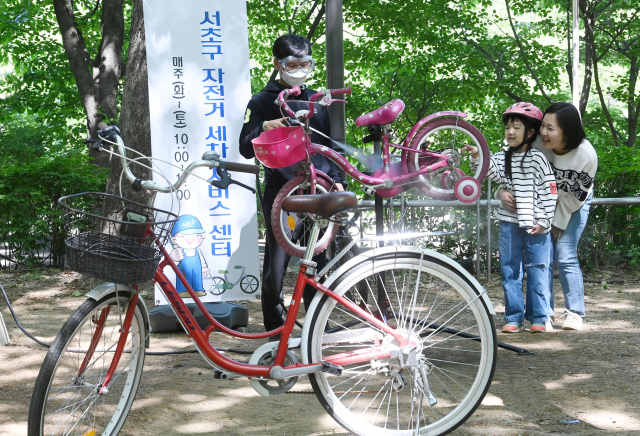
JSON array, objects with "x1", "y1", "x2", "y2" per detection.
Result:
[
  {"x1": 224, "y1": 161, "x2": 260, "y2": 175},
  {"x1": 276, "y1": 85, "x2": 351, "y2": 120},
  {"x1": 94, "y1": 124, "x2": 260, "y2": 194}
]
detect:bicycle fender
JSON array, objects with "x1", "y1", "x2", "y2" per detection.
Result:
[
  {"x1": 402, "y1": 111, "x2": 467, "y2": 148},
  {"x1": 85, "y1": 283, "x2": 151, "y2": 348}
]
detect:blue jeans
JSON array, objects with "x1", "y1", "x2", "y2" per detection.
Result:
[
  {"x1": 549, "y1": 194, "x2": 592, "y2": 317},
  {"x1": 499, "y1": 221, "x2": 552, "y2": 324}
]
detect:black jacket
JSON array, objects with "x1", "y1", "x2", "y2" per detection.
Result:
[{"x1": 239, "y1": 80, "x2": 345, "y2": 188}]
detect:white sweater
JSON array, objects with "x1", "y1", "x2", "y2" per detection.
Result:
[
  {"x1": 473, "y1": 148, "x2": 557, "y2": 232},
  {"x1": 534, "y1": 138, "x2": 598, "y2": 230}
]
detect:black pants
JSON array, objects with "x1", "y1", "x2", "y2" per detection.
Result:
[{"x1": 261, "y1": 182, "x2": 328, "y2": 331}]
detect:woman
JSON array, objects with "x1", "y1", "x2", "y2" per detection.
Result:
[{"x1": 498, "y1": 102, "x2": 598, "y2": 330}]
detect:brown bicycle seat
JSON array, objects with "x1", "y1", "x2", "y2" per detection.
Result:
[{"x1": 282, "y1": 191, "x2": 358, "y2": 219}]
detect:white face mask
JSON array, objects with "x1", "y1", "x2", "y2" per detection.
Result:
[{"x1": 280, "y1": 68, "x2": 308, "y2": 87}]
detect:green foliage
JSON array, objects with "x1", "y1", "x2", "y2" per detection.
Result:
[
  {"x1": 0, "y1": 0, "x2": 133, "y2": 139},
  {"x1": 578, "y1": 143, "x2": 640, "y2": 268},
  {"x1": 0, "y1": 115, "x2": 107, "y2": 267}
]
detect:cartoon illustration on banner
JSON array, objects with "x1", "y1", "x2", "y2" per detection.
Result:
[{"x1": 143, "y1": 0, "x2": 260, "y2": 304}]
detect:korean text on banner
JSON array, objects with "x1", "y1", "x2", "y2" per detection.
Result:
[{"x1": 143, "y1": 0, "x2": 260, "y2": 304}]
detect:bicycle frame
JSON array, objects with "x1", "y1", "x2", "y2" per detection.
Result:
[{"x1": 97, "y1": 222, "x2": 404, "y2": 382}]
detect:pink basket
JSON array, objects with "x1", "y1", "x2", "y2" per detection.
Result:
[{"x1": 252, "y1": 127, "x2": 310, "y2": 168}]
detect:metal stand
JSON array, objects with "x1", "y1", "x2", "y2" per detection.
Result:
[
  {"x1": 0, "y1": 312, "x2": 10, "y2": 346},
  {"x1": 373, "y1": 139, "x2": 388, "y2": 322}
]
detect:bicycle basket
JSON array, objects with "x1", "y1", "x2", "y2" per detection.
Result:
[
  {"x1": 252, "y1": 126, "x2": 310, "y2": 168},
  {"x1": 58, "y1": 192, "x2": 178, "y2": 284}
]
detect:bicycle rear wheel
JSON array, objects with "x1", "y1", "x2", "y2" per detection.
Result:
[
  {"x1": 28, "y1": 293, "x2": 148, "y2": 436},
  {"x1": 406, "y1": 118, "x2": 489, "y2": 201},
  {"x1": 303, "y1": 249, "x2": 496, "y2": 436}
]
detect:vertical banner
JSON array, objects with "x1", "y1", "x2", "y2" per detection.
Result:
[{"x1": 143, "y1": 0, "x2": 260, "y2": 304}]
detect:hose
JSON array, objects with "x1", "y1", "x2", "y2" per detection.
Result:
[{"x1": 0, "y1": 280, "x2": 254, "y2": 355}]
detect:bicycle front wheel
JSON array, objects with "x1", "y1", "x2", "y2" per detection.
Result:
[
  {"x1": 304, "y1": 249, "x2": 496, "y2": 436},
  {"x1": 28, "y1": 293, "x2": 148, "y2": 436}
]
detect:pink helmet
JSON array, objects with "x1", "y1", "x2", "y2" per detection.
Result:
[{"x1": 502, "y1": 102, "x2": 543, "y2": 124}]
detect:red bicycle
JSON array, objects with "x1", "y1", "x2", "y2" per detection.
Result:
[{"x1": 28, "y1": 125, "x2": 497, "y2": 436}]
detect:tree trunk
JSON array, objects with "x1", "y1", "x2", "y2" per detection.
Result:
[
  {"x1": 53, "y1": 0, "x2": 125, "y2": 168},
  {"x1": 579, "y1": 8, "x2": 595, "y2": 116},
  {"x1": 105, "y1": 0, "x2": 152, "y2": 205},
  {"x1": 625, "y1": 56, "x2": 639, "y2": 148}
]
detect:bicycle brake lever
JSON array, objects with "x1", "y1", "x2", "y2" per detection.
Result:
[
  {"x1": 230, "y1": 179, "x2": 256, "y2": 194},
  {"x1": 209, "y1": 163, "x2": 257, "y2": 194}
]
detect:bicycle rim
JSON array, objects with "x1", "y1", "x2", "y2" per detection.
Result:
[
  {"x1": 29, "y1": 295, "x2": 147, "y2": 436},
  {"x1": 408, "y1": 119, "x2": 489, "y2": 200},
  {"x1": 305, "y1": 251, "x2": 496, "y2": 435}
]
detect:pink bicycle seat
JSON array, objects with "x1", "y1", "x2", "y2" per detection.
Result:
[{"x1": 355, "y1": 99, "x2": 405, "y2": 127}]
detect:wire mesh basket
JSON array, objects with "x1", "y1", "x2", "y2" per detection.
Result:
[{"x1": 59, "y1": 192, "x2": 178, "y2": 284}]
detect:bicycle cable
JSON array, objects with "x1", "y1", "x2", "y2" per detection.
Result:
[{"x1": 0, "y1": 280, "x2": 255, "y2": 355}]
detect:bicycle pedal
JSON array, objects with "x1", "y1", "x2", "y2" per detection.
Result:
[
  {"x1": 321, "y1": 361, "x2": 343, "y2": 376},
  {"x1": 214, "y1": 370, "x2": 242, "y2": 380}
]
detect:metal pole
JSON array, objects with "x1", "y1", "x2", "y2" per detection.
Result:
[
  {"x1": 487, "y1": 178, "x2": 491, "y2": 282},
  {"x1": 326, "y1": 0, "x2": 346, "y2": 144},
  {"x1": 476, "y1": 197, "x2": 480, "y2": 279},
  {"x1": 0, "y1": 312, "x2": 10, "y2": 346},
  {"x1": 572, "y1": 0, "x2": 580, "y2": 109}
]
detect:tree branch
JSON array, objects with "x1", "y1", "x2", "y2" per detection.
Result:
[
  {"x1": 80, "y1": 0, "x2": 102, "y2": 22},
  {"x1": 307, "y1": 1, "x2": 325, "y2": 41},
  {"x1": 52, "y1": 0, "x2": 97, "y2": 123},
  {"x1": 594, "y1": 9, "x2": 640, "y2": 61},
  {"x1": 503, "y1": 88, "x2": 523, "y2": 101},
  {"x1": 505, "y1": 0, "x2": 553, "y2": 104},
  {"x1": 592, "y1": 42, "x2": 620, "y2": 145}
]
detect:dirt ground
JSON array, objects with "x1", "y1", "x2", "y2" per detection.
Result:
[{"x1": 1, "y1": 264, "x2": 640, "y2": 436}]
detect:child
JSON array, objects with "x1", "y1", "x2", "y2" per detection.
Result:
[{"x1": 465, "y1": 102, "x2": 557, "y2": 333}]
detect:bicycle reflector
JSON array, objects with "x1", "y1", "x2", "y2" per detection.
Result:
[{"x1": 252, "y1": 126, "x2": 310, "y2": 168}]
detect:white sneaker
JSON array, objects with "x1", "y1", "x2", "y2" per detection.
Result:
[{"x1": 561, "y1": 311, "x2": 583, "y2": 330}]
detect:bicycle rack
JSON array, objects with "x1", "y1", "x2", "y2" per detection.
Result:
[{"x1": 0, "y1": 312, "x2": 10, "y2": 346}]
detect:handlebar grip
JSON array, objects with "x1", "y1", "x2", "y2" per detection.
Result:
[
  {"x1": 97, "y1": 122, "x2": 109, "y2": 130},
  {"x1": 331, "y1": 86, "x2": 352, "y2": 96},
  {"x1": 224, "y1": 161, "x2": 261, "y2": 175},
  {"x1": 289, "y1": 85, "x2": 302, "y2": 96}
]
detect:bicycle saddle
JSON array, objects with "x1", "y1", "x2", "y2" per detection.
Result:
[
  {"x1": 282, "y1": 191, "x2": 357, "y2": 219},
  {"x1": 355, "y1": 99, "x2": 405, "y2": 127}
]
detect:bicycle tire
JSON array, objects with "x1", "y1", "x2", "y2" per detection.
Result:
[
  {"x1": 271, "y1": 175, "x2": 339, "y2": 258},
  {"x1": 406, "y1": 118, "x2": 489, "y2": 201},
  {"x1": 303, "y1": 248, "x2": 496, "y2": 436},
  {"x1": 208, "y1": 276, "x2": 227, "y2": 296},
  {"x1": 28, "y1": 294, "x2": 147, "y2": 436},
  {"x1": 240, "y1": 274, "x2": 259, "y2": 294}
]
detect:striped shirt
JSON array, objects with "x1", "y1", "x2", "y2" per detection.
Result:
[{"x1": 472, "y1": 148, "x2": 558, "y2": 232}]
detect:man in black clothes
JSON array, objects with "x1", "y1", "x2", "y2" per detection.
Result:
[{"x1": 239, "y1": 34, "x2": 346, "y2": 332}]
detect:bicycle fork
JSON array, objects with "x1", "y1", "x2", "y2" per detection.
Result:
[{"x1": 77, "y1": 293, "x2": 140, "y2": 395}]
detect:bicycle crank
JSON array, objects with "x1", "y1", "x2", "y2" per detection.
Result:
[{"x1": 248, "y1": 341, "x2": 299, "y2": 397}]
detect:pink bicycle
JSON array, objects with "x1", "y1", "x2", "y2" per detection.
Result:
[
  {"x1": 253, "y1": 86, "x2": 490, "y2": 257},
  {"x1": 28, "y1": 124, "x2": 497, "y2": 436}
]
